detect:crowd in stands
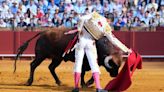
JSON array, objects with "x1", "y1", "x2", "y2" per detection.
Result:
[{"x1": 0, "y1": 0, "x2": 164, "y2": 31}]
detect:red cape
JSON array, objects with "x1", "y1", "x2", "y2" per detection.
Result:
[{"x1": 105, "y1": 51, "x2": 142, "y2": 91}]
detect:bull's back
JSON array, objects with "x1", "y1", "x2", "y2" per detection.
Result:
[{"x1": 35, "y1": 28, "x2": 77, "y2": 59}]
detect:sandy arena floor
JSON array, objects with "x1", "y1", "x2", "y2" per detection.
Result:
[{"x1": 0, "y1": 59, "x2": 164, "y2": 92}]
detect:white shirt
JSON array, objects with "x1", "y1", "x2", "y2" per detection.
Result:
[
  {"x1": 0, "y1": 21, "x2": 7, "y2": 27},
  {"x1": 26, "y1": 4, "x2": 37, "y2": 15},
  {"x1": 0, "y1": 5, "x2": 9, "y2": 14}
]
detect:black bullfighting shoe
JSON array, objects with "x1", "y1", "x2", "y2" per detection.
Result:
[
  {"x1": 96, "y1": 89, "x2": 108, "y2": 92},
  {"x1": 72, "y1": 88, "x2": 79, "y2": 92}
]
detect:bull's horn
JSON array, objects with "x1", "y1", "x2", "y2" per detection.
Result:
[{"x1": 104, "y1": 56, "x2": 112, "y2": 69}]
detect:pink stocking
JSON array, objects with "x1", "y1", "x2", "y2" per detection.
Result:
[
  {"x1": 74, "y1": 72, "x2": 81, "y2": 88},
  {"x1": 93, "y1": 72, "x2": 101, "y2": 89}
]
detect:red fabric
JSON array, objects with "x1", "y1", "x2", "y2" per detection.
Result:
[
  {"x1": 35, "y1": 12, "x2": 44, "y2": 19},
  {"x1": 64, "y1": 34, "x2": 78, "y2": 54},
  {"x1": 105, "y1": 51, "x2": 142, "y2": 91}
]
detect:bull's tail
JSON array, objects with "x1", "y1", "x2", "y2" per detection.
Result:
[{"x1": 13, "y1": 31, "x2": 45, "y2": 73}]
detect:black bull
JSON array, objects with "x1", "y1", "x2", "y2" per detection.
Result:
[{"x1": 14, "y1": 27, "x2": 122, "y2": 87}]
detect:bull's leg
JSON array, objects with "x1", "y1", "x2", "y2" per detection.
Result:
[
  {"x1": 86, "y1": 76, "x2": 94, "y2": 87},
  {"x1": 48, "y1": 58, "x2": 62, "y2": 86},
  {"x1": 26, "y1": 57, "x2": 45, "y2": 86},
  {"x1": 80, "y1": 71, "x2": 86, "y2": 88}
]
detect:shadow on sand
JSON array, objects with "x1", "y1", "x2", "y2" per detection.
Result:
[{"x1": 0, "y1": 83, "x2": 95, "y2": 92}]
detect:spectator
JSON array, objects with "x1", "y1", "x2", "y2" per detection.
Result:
[
  {"x1": 15, "y1": 10, "x2": 24, "y2": 22},
  {"x1": 149, "y1": 17, "x2": 157, "y2": 31},
  {"x1": 154, "y1": 12, "x2": 164, "y2": 26},
  {"x1": 18, "y1": 2, "x2": 27, "y2": 14},
  {"x1": 64, "y1": 15, "x2": 77, "y2": 28},
  {"x1": 17, "y1": 17, "x2": 27, "y2": 28},
  {"x1": 10, "y1": 2, "x2": 18, "y2": 14},
  {"x1": 85, "y1": 0, "x2": 93, "y2": 13},
  {"x1": 48, "y1": 0, "x2": 59, "y2": 15},
  {"x1": 24, "y1": 13, "x2": 30, "y2": 24},
  {"x1": 108, "y1": 0, "x2": 115, "y2": 13},
  {"x1": 0, "y1": 1, "x2": 9, "y2": 19},
  {"x1": 114, "y1": 18, "x2": 126, "y2": 30},
  {"x1": 21, "y1": 0, "x2": 28, "y2": 6},
  {"x1": 138, "y1": 0, "x2": 147, "y2": 11},
  {"x1": 54, "y1": 7, "x2": 60, "y2": 15},
  {"x1": 149, "y1": 7, "x2": 157, "y2": 18},
  {"x1": 122, "y1": 14, "x2": 128, "y2": 24},
  {"x1": 41, "y1": 13, "x2": 50, "y2": 25},
  {"x1": 51, "y1": 0, "x2": 61, "y2": 6},
  {"x1": 136, "y1": 7, "x2": 145, "y2": 20},
  {"x1": 0, "y1": 0, "x2": 163, "y2": 30},
  {"x1": 113, "y1": 9, "x2": 120, "y2": 24},
  {"x1": 35, "y1": 7, "x2": 44, "y2": 19},
  {"x1": 26, "y1": 0, "x2": 37, "y2": 16},
  {"x1": 103, "y1": 1, "x2": 110, "y2": 14},
  {"x1": 126, "y1": 19, "x2": 132, "y2": 30},
  {"x1": 65, "y1": 0, "x2": 74, "y2": 12},
  {"x1": 37, "y1": 0, "x2": 48, "y2": 13},
  {"x1": 145, "y1": 0, "x2": 158, "y2": 11},
  {"x1": 140, "y1": 21, "x2": 147, "y2": 28},
  {"x1": 35, "y1": 18, "x2": 43, "y2": 27},
  {"x1": 58, "y1": 8, "x2": 69, "y2": 20},
  {"x1": 27, "y1": 18, "x2": 36, "y2": 31},
  {"x1": 159, "y1": 5, "x2": 164, "y2": 18},
  {"x1": 56, "y1": 19, "x2": 63, "y2": 27},
  {"x1": 161, "y1": 0, "x2": 164, "y2": 6},
  {"x1": 10, "y1": 17, "x2": 18, "y2": 28},
  {"x1": 120, "y1": 7, "x2": 128, "y2": 19},
  {"x1": 28, "y1": 18, "x2": 35, "y2": 27},
  {"x1": 112, "y1": 0, "x2": 123, "y2": 16},
  {"x1": 46, "y1": 8, "x2": 53, "y2": 19},
  {"x1": 52, "y1": 12, "x2": 60, "y2": 26},
  {"x1": 93, "y1": 0, "x2": 103, "y2": 14},
  {"x1": 0, "y1": 18, "x2": 7, "y2": 27},
  {"x1": 0, "y1": 11, "x2": 5, "y2": 19},
  {"x1": 84, "y1": 8, "x2": 90, "y2": 15},
  {"x1": 41, "y1": 0, "x2": 49, "y2": 7},
  {"x1": 132, "y1": 16, "x2": 141, "y2": 27},
  {"x1": 141, "y1": 11, "x2": 151, "y2": 26},
  {"x1": 58, "y1": 1, "x2": 65, "y2": 13},
  {"x1": 74, "y1": 0, "x2": 85, "y2": 14},
  {"x1": 5, "y1": 18, "x2": 13, "y2": 28},
  {"x1": 43, "y1": 18, "x2": 54, "y2": 27}
]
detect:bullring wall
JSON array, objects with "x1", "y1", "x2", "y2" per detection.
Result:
[{"x1": 0, "y1": 31, "x2": 164, "y2": 58}]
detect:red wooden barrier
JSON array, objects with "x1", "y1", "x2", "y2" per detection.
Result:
[
  {"x1": 0, "y1": 31, "x2": 164, "y2": 57},
  {"x1": 0, "y1": 31, "x2": 14, "y2": 54},
  {"x1": 133, "y1": 32, "x2": 164, "y2": 55}
]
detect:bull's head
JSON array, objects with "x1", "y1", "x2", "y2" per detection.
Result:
[
  {"x1": 103, "y1": 52, "x2": 122, "y2": 77},
  {"x1": 96, "y1": 37, "x2": 122, "y2": 77}
]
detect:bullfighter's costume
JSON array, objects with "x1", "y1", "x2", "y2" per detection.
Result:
[{"x1": 72, "y1": 12, "x2": 131, "y2": 92}]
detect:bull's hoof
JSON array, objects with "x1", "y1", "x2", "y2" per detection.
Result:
[
  {"x1": 86, "y1": 80, "x2": 94, "y2": 87},
  {"x1": 72, "y1": 88, "x2": 79, "y2": 92},
  {"x1": 25, "y1": 79, "x2": 33, "y2": 86},
  {"x1": 25, "y1": 82, "x2": 32, "y2": 86},
  {"x1": 56, "y1": 80, "x2": 62, "y2": 86},
  {"x1": 81, "y1": 83, "x2": 87, "y2": 88}
]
